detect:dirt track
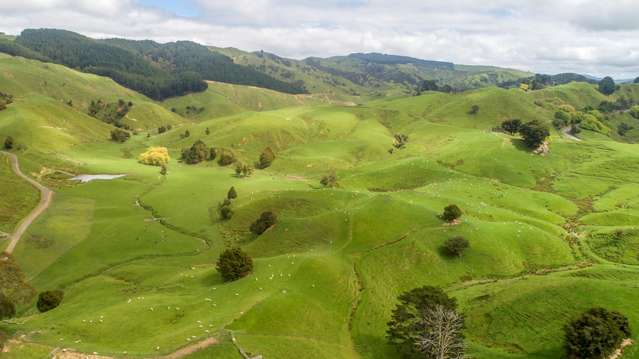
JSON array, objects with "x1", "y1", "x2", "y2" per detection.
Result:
[{"x1": 1, "y1": 151, "x2": 53, "y2": 254}]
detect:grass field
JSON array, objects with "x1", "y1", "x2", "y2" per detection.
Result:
[{"x1": 1, "y1": 53, "x2": 639, "y2": 358}]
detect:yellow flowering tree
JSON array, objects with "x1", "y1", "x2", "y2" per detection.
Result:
[{"x1": 139, "y1": 147, "x2": 170, "y2": 166}]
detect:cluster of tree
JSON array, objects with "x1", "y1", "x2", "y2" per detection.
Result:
[
  {"x1": 180, "y1": 130, "x2": 191, "y2": 139},
  {"x1": 14, "y1": 29, "x2": 208, "y2": 100},
  {"x1": 255, "y1": 147, "x2": 275, "y2": 169},
  {"x1": 0, "y1": 91, "x2": 13, "y2": 111},
  {"x1": 218, "y1": 187, "x2": 237, "y2": 220},
  {"x1": 138, "y1": 147, "x2": 170, "y2": 167},
  {"x1": 498, "y1": 73, "x2": 596, "y2": 90},
  {"x1": 180, "y1": 140, "x2": 235, "y2": 166},
  {"x1": 598, "y1": 76, "x2": 617, "y2": 96},
  {"x1": 617, "y1": 123, "x2": 634, "y2": 137},
  {"x1": 417, "y1": 79, "x2": 454, "y2": 94},
  {"x1": 500, "y1": 119, "x2": 550, "y2": 149},
  {"x1": 88, "y1": 99, "x2": 132, "y2": 128},
  {"x1": 157, "y1": 124, "x2": 173, "y2": 134},
  {"x1": 110, "y1": 128, "x2": 131, "y2": 143},
  {"x1": 630, "y1": 105, "x2": 639, "y2": 120},
  {"x1": 3, "y1": 136, "x2": 14, "y2": 150},
  {"x1": 387, "y1": 286, "x2": 465, "y2": 359},
  {"x1": 598, "y1": 97, "x2": 634, "y2": 113},
  {"x1": 320, "y1": 173, "x2": 339, "y2": 188},
  {"x1": 184, "y1": 105, "x2": 205, "y2": 116},
  {"x1": 216, "y1": 247, "x2": 253, "y2": 282},
  {"x1": 393, "y1": 134, "x2": 408, "y2": 150},
  {"x1": 564, "y1": 308, "x2": 631, "y2": 358},
  {"x1": 250, "y1": 211, "x2": 277, "y2": 235},
  {"x1": 104, "y1": 38, "x2": 307, "y2": 94},
  {"x1": 554, "y1": 108, "x2": 610, "y2": 136}
]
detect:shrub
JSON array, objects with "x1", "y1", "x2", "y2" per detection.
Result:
[
  {"x1": 519, "y1": 120, "x2": 550, "y2": 149},
  {"x1": 387, "y1": 286, "x2": 462, "y2": 358},
  {"x1": 443, "y1": 236, "x2": 470, "y2": 257},
  {"x1": 598, "y1": 76, "x2": 616, "y2": 96},
  {"x1": 250, "y1": 211, "x2": 277, "y2": 235},
  {"x1": 255, "y1": 147, "x2": 275, "y2": 169},
  {"x1": 110, "y1": 128, "x2": 130, "y2": 143},
  {"x1": 441, "y1": 204, "x2": 462, "y2": 223},
  {"x1": 216, "y1": 248, "x2": 253, "y2": 282},
  {"x1": 138, "y1": 147, "x2": 170, "y2": 166},
  {"x1": 0, "y1": 293, "x2": 15, "y2": 320},
  {"x1": 217, "y1": 149, "x2": 236, "y2": 166},
  {"x1": 393, "y1": 134, "x2": 409, "y2": 149},
  {"x1": 37, "y1": 290, "x2": 64, "y2": 313},
  {"x1": 501, "y1": 119, "x2": 522, "y2": 135},
  {"x1": 320, "y1": 173, "x2": 338, "y2": 188},
  {"x1": 205, "y1": 127, "x2": 210, "y2": 135},
  {"x1": 158, "y1": 126, "x2": 167, "y2": 134},
  {"x1": 160, "y1": 165, "x2": 167, "y2": 176},
  {"x1": 181, "y1": 140, "x2": 209, "y2": 164},
  {"x1": 227, "y1": 186, "x2": 237, "y2": 200},
  {"x1": 564, "y1": 308, "x2": 631, "y2": 359},
  {"x1": 618, "y1": 123, "x2": 634, "y2": 136},
  {"x1": 3, "y1": 136, "x2": 13, "y2": 150},
  {"x1": 209, "y1": 147, "x2": 217, "y2": 161},
  {"x1": 235, "y1": 163, "x2": 253, "y2": 177},
  {"x1": 219, "y1": 204, "x2": 233, "y2": 220},
  {"x1": 468, "y1": 104, "x2": 480, "y2": 115}
]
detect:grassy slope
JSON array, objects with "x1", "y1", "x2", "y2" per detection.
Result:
[{"x1": 2, "y1": 52, "x2": 639, "y2": 359}]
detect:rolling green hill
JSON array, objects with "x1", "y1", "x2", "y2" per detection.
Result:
[{"x1": 2, "y1": 51, "x2": 639, "y2": 359}]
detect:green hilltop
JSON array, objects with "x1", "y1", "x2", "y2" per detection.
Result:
[{"x1": 1, "y1": 40, "x2": 639, "y2": 359}]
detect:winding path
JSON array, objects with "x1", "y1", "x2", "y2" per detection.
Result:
[{"x1": 1, "y1": 151, "x2": 53, "y2": 254}]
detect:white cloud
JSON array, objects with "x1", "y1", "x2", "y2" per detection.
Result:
[{"x1": 0, "y1": 0, "x2": 638, "y2": 78}]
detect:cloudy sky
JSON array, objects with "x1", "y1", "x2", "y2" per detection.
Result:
[{"x1": 1, "y1": 0, "x2": 638, "y2": 78}]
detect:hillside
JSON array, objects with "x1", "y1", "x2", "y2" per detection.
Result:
[{"x1": 2, "y1": 52, "x2": 639, "y2": 359}]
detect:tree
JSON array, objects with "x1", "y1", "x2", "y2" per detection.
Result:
[
  {"x1": 216, "y1": 248, "x2": 253, "y2": 282},
  {"x1": 500, "y1": 119, "x2": 522, "y2": 135},
  {"x1": 158, "y1": 126, "x2": 167, "y2": 134},
  {"x1": 519, "y1": 120, "x2": 550, "y2": 149},
  {"x1": 564, "y1": 308, "x2": 631, "y2": 359},
  {"x1": 468, "y1": 105, "x2": 480, "y2": 115},
  {"x1": 443, "y1": 237, "x2": 470, "y2": 257},
  {"x1": 250, "y1": 211, "x2": 277, "y2": 235},
  {"x1": 227, "y1": 186, "x2": 237, "y2": 200},
  {"x1": 0, "y1": 293, "x2": 16, "y2": 320},
  {"x1": 37, "y1": 290, "x2": 64, "y2": 313},
  {"x1": 110, "y1": 129, "x2": 130, "y2": 143},
  {"x1": 219, "y1": 204, "x2": 233, "y2": 220},
  {"x1": 598, "y1": 76, "x2": 616, "y2": 95},
  {"x1": 217, "y1": 149, "x2": 236, "y2": 166},
  {"x1": 256, "y1": 147, "x2": 275, "y2": 169},
  {"x1": 634, "y1": 76, "x2": 639, "y2": 84},
  {"x1": 205, "y1": 127, "x2": 210, "y2": 135},
  {"x1": 416, "y1": 305, "x2": 465, "y2": 359},
  {"x1": 3, "y1": 136, "x2": 14, "y2": 150},
  {"x1": 160, "y1": 165, "x2": 167, "y2": 176},
  {"x1": 387, "y1": 286, "x2": 462, "y2": 359},
  {"x1": 618, "y1": 123, "x2": 634, "y2": 136},
  {"x1": 441, "y1": 204, "x2": 462, "y2": 223},
  {"x1": 139, "y1": 147, "x2": 170, "y2": 166},
  {"x1": 209, "y1": 147, "x2": 217, "y2": 161}
]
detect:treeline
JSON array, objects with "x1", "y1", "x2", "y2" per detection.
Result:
[
  {"x1": 498, "y1": 73, "x2": 597, "y2": 90},
  {"x1": 3, "y1": 29, "x2": 306, "y2": 100}
]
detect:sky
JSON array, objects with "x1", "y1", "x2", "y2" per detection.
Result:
[{"x1": 1, "y1": 0, "x2": 639, "y2": 78}]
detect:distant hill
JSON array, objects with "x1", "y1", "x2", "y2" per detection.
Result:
[
  {"x1": 214, "y1": 47, "x2": 532, "y2": 99},
  {"x1": 0, "y1": 29, "x2": 307, "y2": 100}
]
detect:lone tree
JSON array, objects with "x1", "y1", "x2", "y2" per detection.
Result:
[
  {"x1": 227, "y1": 186, "x2": 237, "y2": 200},
  {"x1": 216, "y1": 248, "x2": 253, "y2": 282},
  {"x1": 564, "y1": 307, "x2": 631, "y2": 359},
  {"x1": 37, "y1": 290, "x2": 64, "y2": 313},
  {"x1": 598, "y1": 76, "x2": 616, "y2": 96},
  {"x1": 217, "y1": 149, "x2": 236, "y2": 166},
  {"x1": 250, "y1": 211, "x2": 277, "y2": 235},
  {"x1": 441, "y1": 204, "x2": 462, "y2": 223},
  {"x1": 468, "y1": 104, "x2": 480, "y2": 115},
  {"x1": 160, "y1": 165, "x2": 167, "y2": 176},
  {"x1": 393, "y1": 134, "x2": 409, "y2": 149},
  {"x1": 218, "y1": 202, "x2": 233, "y2": 220},
  {"x1": 256, "y1": 147, "x2": 275, "y2": 169},
  {"x1": 0, "y1": 293, "x2": 16, "y2": 320},
  {"x1": 387, "y1": 286, "x2": 464, "y2": 359},
  {"x1": 519, "y1": 120, "x2": 550, "y2": 149},
  {"x1": 110, "y1": 129, "x2": 130, "y2": 143},
  {"x1": 443, "y1": 236, "x2": 470, "y2": 257},
  {"x1": 3, "y1": 136, "x2": 14, "y2": 150},
  {"x1": 501, "y1": 119, "x2": 522, "y2": 135},
  {"x1": 320, "y1": 173, "x2": 338, "y2": 188}
]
